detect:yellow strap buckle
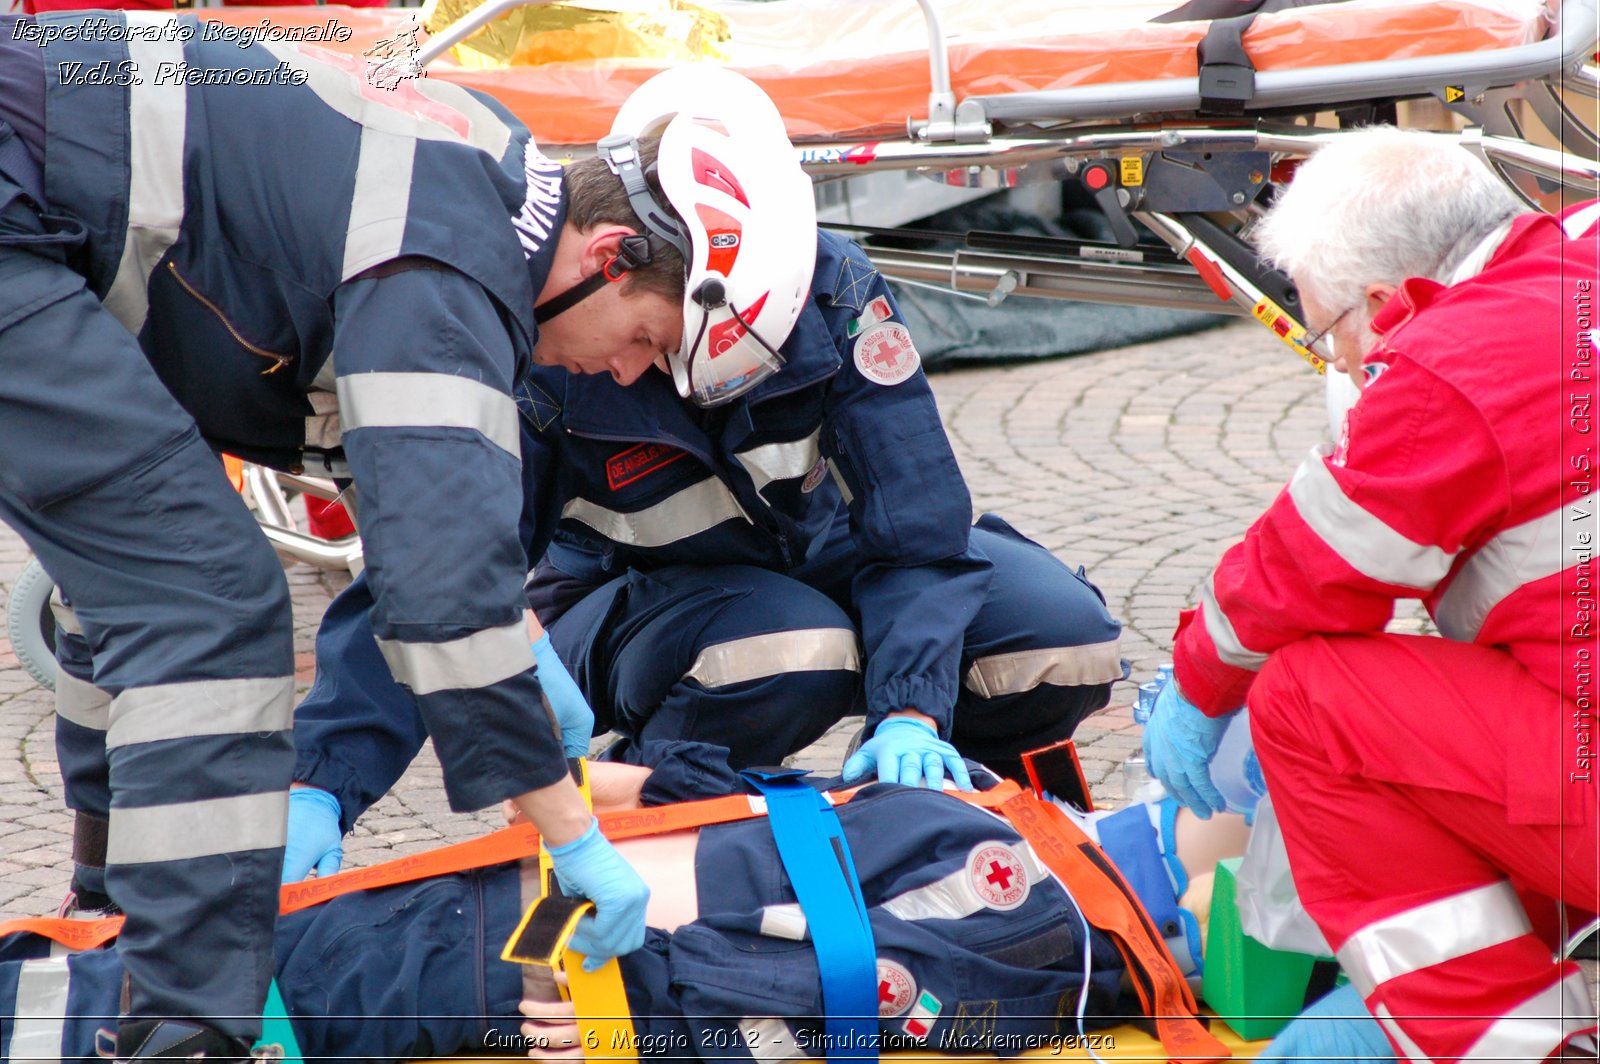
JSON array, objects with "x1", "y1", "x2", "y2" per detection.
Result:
[{"x1": 502, "y1": 759, "x2": 639, "y2": 1060}]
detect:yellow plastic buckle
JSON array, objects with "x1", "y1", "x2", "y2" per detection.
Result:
[{"x1": 502, "y1": 759, "x2": 639, "y2": 1060}]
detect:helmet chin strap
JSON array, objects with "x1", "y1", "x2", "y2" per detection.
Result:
[{"x1": 533, "y1": 233, "x2": 654, "y2": 324}]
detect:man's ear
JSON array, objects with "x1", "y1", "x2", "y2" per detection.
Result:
[
  {"x1": 579, "y1": 226, "x2": 639, "y2": 276},
  {"x1": 1363, "y1": 281, "x2": 1397, "y2": 319}
]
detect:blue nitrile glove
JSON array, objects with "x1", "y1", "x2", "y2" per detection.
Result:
[
  {"x1": 1141, "y1": 681, "x2": 1231, "y2": 819},
  {"x1": 1259, "y1": 983, "x2": 1395, "y2": 1063},
  {"x1": 281, "y1": 787, "x2": 344, "y2": 882},
  {"x1": 1242, "y1": 748, "x2": 1267, "y2": 825},
  {"x1": 841, "y1": 717, "x2": 975, "y2": 791},
  {"x1": 533, "y1": 634, "x2": 594, "y2": 760},
  {"x1": 547, "y1": 819, "x2": 651, "y2": 972}
]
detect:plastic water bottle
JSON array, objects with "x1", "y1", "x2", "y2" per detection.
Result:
[
  {"x1": 1133, "y1": 680, "x2": 1162, "y2": 725},
  {"x1": 1121, "y1": 753, "x2": 1152, "y2": 802},
  {"x1": 1155, "y1": 662, "x2": 1174, "y2": 688}
]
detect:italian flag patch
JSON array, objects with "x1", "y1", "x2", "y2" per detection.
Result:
[{"x1": 900, "y1": 990, "x2": 942, "y2": 1040}]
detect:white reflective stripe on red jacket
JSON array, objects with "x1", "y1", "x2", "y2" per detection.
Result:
[
  {"x1": 1434, "y1": 502, "x2": 1568, "y2": 642},
  {"x1": 1286, "y1": 447, "x2": 1457, "y2": 589},
  {"x1": 1335, "y1": 880, "x2": 1529, "y2": 993}
]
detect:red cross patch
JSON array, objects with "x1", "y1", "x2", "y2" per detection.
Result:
[
  {"x1": 852, "y1": 322, "x2": 919, "y2": 386},
  {"x1": 967, "y1": 842, "x2": 1029, "y2": 911},
  {"x1": 875, "y1": 959, "x2": 916, "y2": 1017}
]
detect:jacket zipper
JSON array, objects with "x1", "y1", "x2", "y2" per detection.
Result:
[{"x1": 166, "y1": 262, "x2": 294, "y2": 376}]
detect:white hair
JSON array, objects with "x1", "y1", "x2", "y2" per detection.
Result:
[{"x1": 1253, "y1": 127, "x2": 1524, "y2": 311}]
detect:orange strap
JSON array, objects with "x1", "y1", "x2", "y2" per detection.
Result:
[
  {"x1": 995, "y1": 792, "x2": 1232, "y2": 1063},
  {"x1": 0, "y1": 786, "x2": 1022, "y2": 944}
]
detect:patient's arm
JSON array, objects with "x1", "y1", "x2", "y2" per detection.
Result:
[{"x1": 504, "y1": 762, "x2": 655, "y2": 825}]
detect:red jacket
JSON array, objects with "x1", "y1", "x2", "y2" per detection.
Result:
[{"x1": 1175, "y1": 203, "x2": 1599, "y2": 714}]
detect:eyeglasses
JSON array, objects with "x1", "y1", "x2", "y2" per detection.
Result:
[{"x1": 1300, "y1": 304, "x2": 1356, "y2": 361}]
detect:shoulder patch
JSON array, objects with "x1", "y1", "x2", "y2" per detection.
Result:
[
  {"x1": 831, "y1": 254, "x2": 879, "y2": 313},
  {"x1": 845, "y1": 295, "x2": 893, "y2": 338},
  {"x1": 967, "y1": 842, "x2": 1030, "y2": 911},
  {"x1": 606, "y1": 442, "x2": 687, "y2": 490},
  {"x1": 853, "y1": 322, "x2": 920, "y2": 385},
  {"x1": 876, "y1": 959, "x2": 916, "y2": 1017},
  {"x1": 515, "y1": 378, "x2": 562, "y2": 432}
]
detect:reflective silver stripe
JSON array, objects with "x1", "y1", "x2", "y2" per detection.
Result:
[
  {"x1": 106, "y1": 791, "x2": 288, "y2": 865},
  {"x1": 47, "y1": 585, "x2": 81, "y2": 636},
  {"x1": 11, "y1": 956, "x2": 71, "y2": 1063},
  {"x1": 312, "y1": 355, "x2": 338, "y2": 394},
  {"x1": 375, "y1": 620, "x2": 533, "y2": 696},
  {"x1": 304, "y1": 389, "x2": 342, "y2": 450},
  {"x1": 1336, "y1": 880, "x2": 1530, "y2": 993},
  {"x1": 757, "y1": 903, "x2": 807, "y2": 941},
  {"x1": 882, "y1": 842, "x2": 1049, "y2": 922},
  {"x1": 963, "y1": 638, "x2": 1123, "y2": 698},
  {"x1": 883, "y1": 866, "x2": 982, "y2": 922},
  {"x1": 562, "y1": 478, "x2": 749, "y2": 548},
  {"x1": 684, "y1": 628, "x2": 860, "y2": 689},
  {"x1": 337, "y1": 372, "x2": 519, "y2": 459},
  {"x1": 1200, "y1": 574, "x2": 1269, "y2": 670},
  {"x1": 736, "y1": 431, "x2": 820, "y2": 493},
  {"x1": 737, "y1": 1018, "x2": 804, "y2": 1063},
  {"x1": 1435, "y1": 505, "x2": 1568, "y2": 642},
  {"x1": 1287, "y1": 448, "x2": 1456, "y2": 590},
  {"x1": 102, "y1": 13, "x2": 187, "y2": 335},
  {"x1": 406, "y1": 74, "x2": 517, "y2": 158},
  {"x1": 54, "y1": 672, "x2": 111, "y2": 733},
  {"x1": 105, "y1": 678, "x2": 294, "y2": 750},
  {"x1": 1374, "y1": 1003, "x2": 1435, "y2": 1064},
  {"x1": 826, "y1": 458, "x2": 855, "y2": 506},
  {"x1": 258, "y1": 41, "x2": 511, "y2": 159},
  {"x1": 341, "y1": 126, "x2": 415, "y2": 280},
  {"x1": 1461, "y1": 969, "x2": 1596, "y2": 1061}
]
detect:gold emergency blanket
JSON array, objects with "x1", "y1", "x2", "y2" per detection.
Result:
[{"x1": 418, "y1": 0, "x2": 730, "y2": 69}]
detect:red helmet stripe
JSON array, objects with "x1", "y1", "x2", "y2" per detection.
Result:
[{"x1": 692, "y1": 148, "x2": 750, "y2": 207}]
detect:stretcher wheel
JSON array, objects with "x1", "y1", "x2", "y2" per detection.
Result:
[{"x1": 6, "y1": 556, "x2": 57, "y2": 691}]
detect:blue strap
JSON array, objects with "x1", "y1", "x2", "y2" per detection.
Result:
[
  {"x1": 743, "y1": 770, "x2": 878, "y2": 1062},
  {"x1": 1158, "y1": 796, "x2": 1189, "y2": 897}
]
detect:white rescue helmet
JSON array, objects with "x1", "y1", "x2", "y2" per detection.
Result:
[{"x1": 602, "y1": 67, "x2": 816, "y2": 407}]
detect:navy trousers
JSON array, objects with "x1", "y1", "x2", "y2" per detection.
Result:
[{"x1": 0, "y1": 160, "x2": 294, "y2": 1041}]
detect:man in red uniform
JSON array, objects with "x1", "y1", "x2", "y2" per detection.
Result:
[{"x1": 1144, "y1": 127, "x2": 1599, "y2": 1060}]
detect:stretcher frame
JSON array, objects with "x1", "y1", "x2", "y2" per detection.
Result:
[{"x1": 418, "y1": 0, "x2": 1600, "y2": 357}]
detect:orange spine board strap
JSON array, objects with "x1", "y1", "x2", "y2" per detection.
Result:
[{"x1": 996, "y1": 792, "x2": 1232, "y2": 1063}]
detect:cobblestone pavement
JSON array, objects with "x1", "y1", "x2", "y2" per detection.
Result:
[{"x1": 0, "y1": 318, "x2": 1415, "y2": 920}]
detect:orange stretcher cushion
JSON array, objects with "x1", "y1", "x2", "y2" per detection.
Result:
[{"x1": 200, "y1": 0, "x2": 1545, "y2": 145}]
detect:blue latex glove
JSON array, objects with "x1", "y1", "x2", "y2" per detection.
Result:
[
  {"x1": 281, "y1": 787, "x2": 343, "y2": 882},
  {"x1": 1244, "y1": 748, "x2": 1266, "y2": 799},
  {"x1": 533, "y1": 634, "x2": 594, "y2": 760},
  {"x1": 1259, "y1": 983, "x2": 1396, "y2": 1063},
  {"x1": 1141, "y1": 681, "x2": 1231, "y2": 819},
  {"x1": 841, "y1": 717, "x2": 975, "y2": 791},
  {"x1": 546, "y1": 819, "x2": 651, "y2": 972}
]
